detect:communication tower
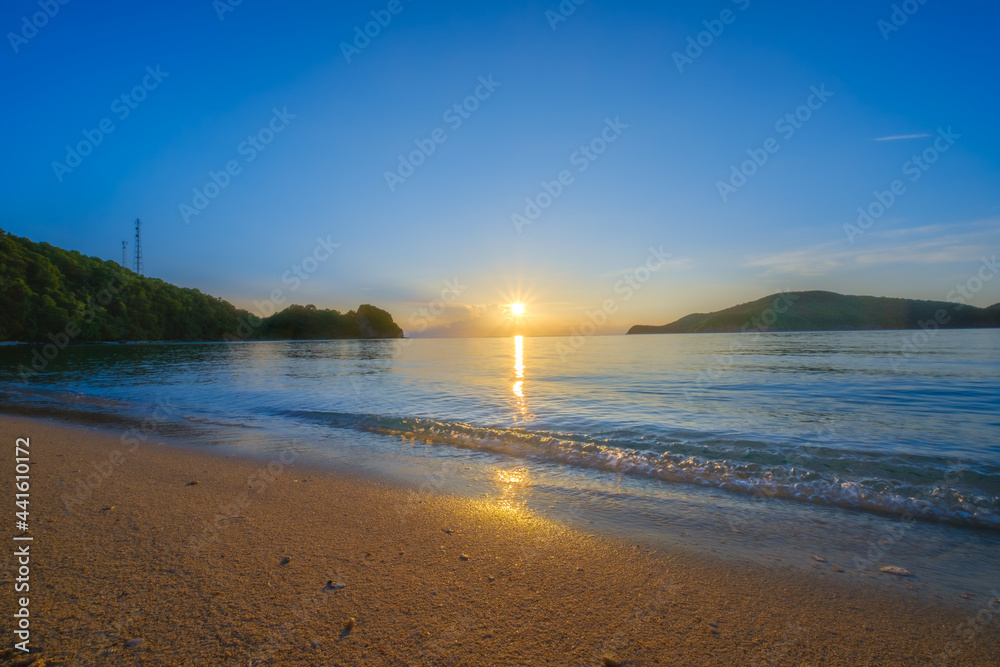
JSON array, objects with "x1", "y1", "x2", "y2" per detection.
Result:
[{"x1": 133, "y1": 218, "x2": 143, "y2": 275}]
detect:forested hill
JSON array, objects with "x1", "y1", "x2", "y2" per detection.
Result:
[
  {"x1": 628, "y1": 291, "x2": 1000, "y2": 335},
  {"x1": 0, "y1": 230, "x2": 403, "y2": 342}
]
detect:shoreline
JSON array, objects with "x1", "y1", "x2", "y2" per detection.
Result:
[
  {"x1": 1, "y1": 336, "x2": 408, "y2": 347},
  {"x1": 2, "y1": 415, "x2": 999, "y2": 666}
]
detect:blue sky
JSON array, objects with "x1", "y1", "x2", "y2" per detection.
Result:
[{"x1": 2, "y1": 0, "x2": 998, "y2": 336}]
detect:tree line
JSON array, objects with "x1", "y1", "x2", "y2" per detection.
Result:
[{"x1": 0, "y1": 229, "x2": 403, "y2": 342}]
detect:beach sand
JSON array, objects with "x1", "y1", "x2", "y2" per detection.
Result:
[{"x1": 1, "y1": 416, "x2": 998, "y2": 666}]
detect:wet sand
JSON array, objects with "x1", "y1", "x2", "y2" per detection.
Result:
[{"x1": 1, "y1": 415, "x2": 998, "y2": 666}]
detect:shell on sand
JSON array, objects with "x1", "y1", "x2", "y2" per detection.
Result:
[{"x1": 878, "y1": 565, "x2": 914, "y2": 576}]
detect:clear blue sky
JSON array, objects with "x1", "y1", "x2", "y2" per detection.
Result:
[{"x1": 2, "y1": 0, "x2": 998, "y2": 336}]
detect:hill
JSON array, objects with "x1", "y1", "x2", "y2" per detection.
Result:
[
  {"x1": 0, "y1": 229, "x2": 402, "y2": 342},
  {"x1": 627, "y1": 290, "x2": 1000, "y2": 335}
]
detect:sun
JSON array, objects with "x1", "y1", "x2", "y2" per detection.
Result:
[{"x1": 509, "y1": 303, "x2": 525, "y2": 317}]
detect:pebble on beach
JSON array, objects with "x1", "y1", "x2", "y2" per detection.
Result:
[
  {"x1": 125, "y1": 638, "x2": 142, "y2": 647},
  {"x1": 602, "y1": 658, "x2": 621, "y2": 667},
  {"x1": 280, "y1": 556, "x2": 291, "y2": 566},
  {"x1": 459, "y1": 554, "x2": 470, "y2": 561},
  {"x1": 325, "y1": 580, "x2": 347, "y2": 590},
  {"x1": 811, "y1": 555, "x2": 827, "y2": 562},
  {"x1": 878, "y1": 565, "x2": 914, "y2": 577}
]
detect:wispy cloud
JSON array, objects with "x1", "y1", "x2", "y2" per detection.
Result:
[
  {"x1": 597, "y1": 256, "x2": 694, "y2": 279},
  {"x1": 744, "y1": 220, "x2": 999, "y2": 276},
  {"x1": 872, "y1": 133, "x2": 931, "y2": 141},
  {"x1": 877, "y1": 223, "x2": 948, "y2": 238},
  {"x1": 744, "y1": 241, "x2": 844, "y2": 276}
]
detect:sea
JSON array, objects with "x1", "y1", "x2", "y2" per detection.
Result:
[{"x1": 2, "y1": 329, "x2": 999, "y2": 600}]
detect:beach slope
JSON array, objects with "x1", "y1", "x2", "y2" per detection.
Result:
[{"x1": 1, "y1": 416, "x2": 997, "y2": 666}]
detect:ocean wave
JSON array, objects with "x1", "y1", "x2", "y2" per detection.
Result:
[{"x1": 286, "y1": 409, "x2": 1000, "y2": 530}]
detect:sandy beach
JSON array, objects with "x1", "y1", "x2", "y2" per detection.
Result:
[{"x1": 1, "y1": 415, "x2": 998, "y2": 666}]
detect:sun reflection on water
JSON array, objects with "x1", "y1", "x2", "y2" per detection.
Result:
[
  {"x1": 493, "y1": 466, "x2": 529, "y2": 512},
  {"x1": 514, "y1": 335, "x2": 524, "y2": 378},
  {"x1": 511, "y1": 335, "x2": 533, "y2": 421}
]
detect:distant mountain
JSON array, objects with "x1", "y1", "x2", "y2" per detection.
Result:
[
  {"x1": 0, "y1": 229, "x2": 402, "y2": 342},
  {"x1": 628, "y1": 291, "x2": 1000, "y2": 335}
]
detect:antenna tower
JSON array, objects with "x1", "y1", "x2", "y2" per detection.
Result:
[{"x1": 133, "y1": 218, "x2": 143, "y2": 276}]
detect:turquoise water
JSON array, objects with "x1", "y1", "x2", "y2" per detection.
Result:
[{"x1": 2, "y1": 330, "x2": 999, "y2": 596}]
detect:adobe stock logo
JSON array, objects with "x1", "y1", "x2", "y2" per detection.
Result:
[
  {"x1": 213, "y1": 0, "x2": 244, "y2": 21},
  {"x1": 716, "y1": 84, "x2": 833, "y2": 201},
  {"x1": 340, "y1": 0, "x2": 415, "y2": 64},
  {"x1": 843, "y1": 127, "x2": 959, "y2": 244},
  {"x1": 877, "y1": 0, "x2": 930, "y2": 41},
  {"x1": 384, "y1": 75, "x2": 501, "y2": 192},
  {"x1": 545, "y1": 0, "x2": 586, "y2": 31},
  {"x1": 511, "y1": 116, "x2": 628, "y2": 233},
  {"x1": 51, "y1": 66, "x2": 170, "y2": 182},
  {"x1": 7, "y1": 0, "x2": 71, "y2": 54},
  {"x1": 178, "y1": 107, "x2": 295, "y2": 224},
  {"x1": 557, "y1": 246, "x2": 671, "y2": 360},
  {"x1": 672, "y1": 0, "x2": 752, "y2": 73}
]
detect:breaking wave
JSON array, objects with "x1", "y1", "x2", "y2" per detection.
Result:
[{"x1": 286, "y1": 409, "x2": 1000, "y2": 530}]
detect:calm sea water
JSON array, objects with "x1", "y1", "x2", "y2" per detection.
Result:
[{"x1": 3, "y1": 330, "x2": 999, "y2": 597}]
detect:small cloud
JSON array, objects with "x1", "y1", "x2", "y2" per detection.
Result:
[{"x1": 872, "y1": 133, "x2": 931, "y2": 141}]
